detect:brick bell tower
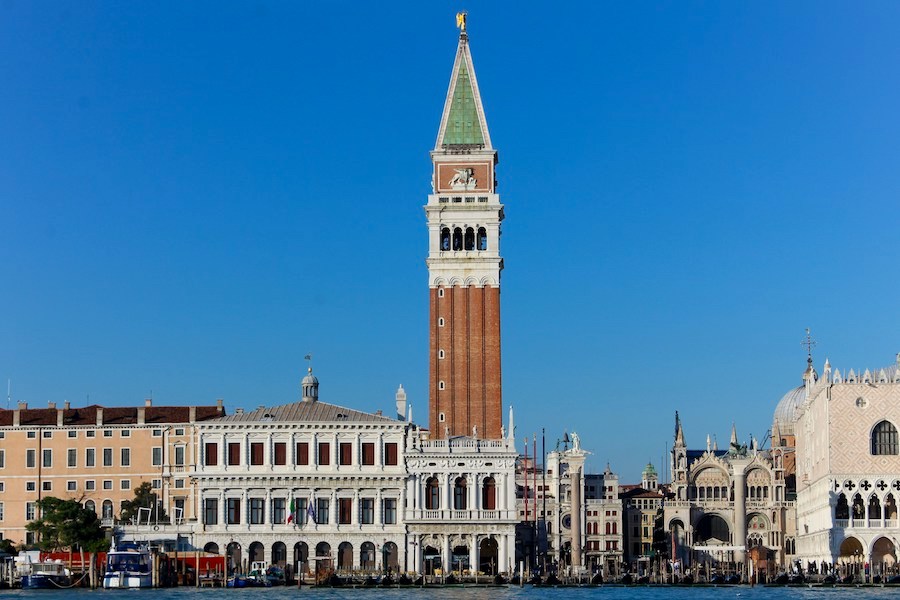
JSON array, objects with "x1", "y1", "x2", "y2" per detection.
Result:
[{"x1": 427, "y1": 18, "x2": 504, "y2": 439}]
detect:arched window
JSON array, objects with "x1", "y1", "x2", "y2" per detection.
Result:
[
  {"x1": 425, "y1": 477, "x2": 440, "y2": 510},
  {"x1": 454, "y1": 477, "x2": 468, "y2": 510},
  {"x1": 869, "y1": 495, "x2": 882, "y2": 520},
  {"x1": 482, "y1": 477, "x2": 496, "y2": 510},
  {"x1": 477, "y1": 227, "x2": 487, "y2": 250},
  {"x1": 360, "y1": 542, "x2": 375, "y2": 570},
  {"x1": 835, "y1": 493, "x2": 849, "y2": 520},
  {"x1": 464, "y1": 228, "x2": 475, "y2": 251},
  {"x1": 452, "y1": 228, "x2": 463, "y2": 251},
  {"x1": 440, "y1": 227, "x2": 451, "y2": 251},
  {"x1": 84, "y1": 500, "x2": 96, "y2": 514},
  {"x1": 872, "y1": 421, "x2": 899, "y2": 455},
  {"x1": 612, "y1": 522, "x2": 617, "y2": 534},
  {"x1": 102, "y1": 499, "x2": 114, "y2": 519},
  {"x1": 605, "y1": 522, "x2": 611, "y2": 535}
]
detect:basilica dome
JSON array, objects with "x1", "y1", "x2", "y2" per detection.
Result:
[{"x1": 773, "y1": 385, "x2": 806, "y2": 435}]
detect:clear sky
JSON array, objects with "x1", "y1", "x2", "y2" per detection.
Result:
[{"x1": 2, "y1": 2, "x2": 899, "y2": 482}]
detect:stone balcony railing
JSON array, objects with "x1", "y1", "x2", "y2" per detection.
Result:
[
  {"x1": 835, "y1": 519, "x2": 899, "y2": 529},
  {"x1": 405, "y1": 509, "x2": 516, "y2": 522},
  {"x1": 416, "y1": 438, "x2": 516, "y2": 453}
]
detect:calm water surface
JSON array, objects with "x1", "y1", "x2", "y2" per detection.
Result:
[{"x1": 0, "y1": 587, "x2": 896, "y2": 600}]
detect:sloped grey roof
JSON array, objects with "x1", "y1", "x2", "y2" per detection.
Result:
[{"x1": 210, "y1": 400, "x2": 397, "y2": 424}]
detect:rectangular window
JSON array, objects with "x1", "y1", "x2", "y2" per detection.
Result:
[
  {"x1": 152, "y1": 429, "x2": 163, "y2": 437},
  {"x1": 318, "y1": 443, "x2": 330, "y2": 466},
  {"x1": 272, "y1": 498, "x2": 286, "y2": 524},
  {"x1": 26, "y1": 502, "x2": 36, "y2": 520},
  {"x1": 174, "y1": 446, "x2": 185, "y2": 467},
  {"x1": 103, "y1": 430, "x2": 113, "y2": 438},
  {"x1": 339, "y1": 443, "x2": 352, "y2": 466},
  {"x1": 227, "y1": 498, "x2": 241, "y2": 524},
  {"x1": 274, "y1": 442, "x2": 286, "y2": 466},
  {"x1": 175, "y1": 428, "x2": 184, "y2": 436},
  {"x1": 384, "y1": 442, "x2": 398, "y2": 466},
  {"x1": 205, "y1": 442, "x2": 218, "y2": 466},
  {"x1": 0, "y1": 449, "x2": 5, "y2": 468},
  {"x1": 338, "y1": 497, "x2": 352, "y2": 524},
  {"x1": 250, "y1": 498, "x2": 265, "y2": 524},
  {"x1": 121, "y1": 480, "x2": 131, "y2": 490},
  {"x1": 227, "y1": 443, "x2": 241, "y2": 466},
  {"x1": 361, "y1": 443, "x2": 375, "y2": 466},
  {"x1": 86, "y1": 430, "x2": 95, "y2": 438},
  {"x1": 42, "y1": 449, "x2": 52, "y2": 468},
  {"x1": 85, "y1": 448, "x2": 95, "y2": 467},
  {"x1": 152, "y1": 447, "x2": 162, "y2": 466},
  {"x1": 121, "y1": 430, "x2": 130, "y2": 438},
  {"x1": 43, "y1": 430, "x2": 52, "y2": 439},
  {"x1": 67, "y1": 481, "x2": 77, "y2": 492},
  {"x1": 103, "y1": 448, "x2": 113, "y2": 467},
  {"x1": 121, "y1": 448, "x2": 130, "y2": 467},
  {"x1": 42, "y1": 481, "x2": 51, "y2": 492},
  {"x1": 152, "y1": 479, "x2": 161, "y2": 489},
  {"x1": 175, "y1": 479, "x2": 185, "y2": 489},
  {"x1": 103, "y1": 480, "x2": 113, "y2": 490},
  {"x1": 26, "y1": 449, "x2": 35, "y2": 469},
  {"x1": 297, "y1": 498, "x2": 309, "y2": 525},
  {"x1": 316, "y1": 498, "x2": 330, "y2": 524},
  {"x1": 384, "y1": 499, "x2": 397, "y2": 524},
  {"x1": 0, "y1": 502, "x2": 5, "y2": 521},
  {"x1": 204, "y1": 498, "x2": 219, "y2": 525},
  {"x1": 360, "y1": 498, "x2": 374, "y2": 524},
  {"x1": 27, "y1": 431, "x2": 36, "y2": 439},
  {"x1": 67, "y1": 448, "x2": 77, "y2": 468},
  {"x1": 68, "y1": 431, "x2": 77, "y2": 438},
  {"x1": 250, "y1": 442, "x2": 264, "y2": 466},
  {"x1": 85, "y1": 480, "x2": 95, "y2": 491},
  {"x1": 296, "y1": 442, "x2": 309, "y2": 465},
  {"x1": 26, "y1": 481, "x2": 36, "y2": 492}
]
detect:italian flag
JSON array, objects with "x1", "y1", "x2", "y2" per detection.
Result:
[{"x1": 287, "y1": 498, "x2": 295, "y2": 524}]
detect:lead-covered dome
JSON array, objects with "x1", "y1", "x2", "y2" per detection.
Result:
[{"x1": 773, "y1": 385, "x2": 806, "y2": 435}]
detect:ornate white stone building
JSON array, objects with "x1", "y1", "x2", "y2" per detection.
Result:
[
  {"x1": 793, "y1": 355, "x2": 900, "y2": 576},
  {"x1": 665, "y1": 412, "x2": 795, "y2": 577}
]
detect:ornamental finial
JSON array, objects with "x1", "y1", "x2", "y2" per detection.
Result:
[{"x1": 456, "y1": 12, "x2": 467, "y2": 33}]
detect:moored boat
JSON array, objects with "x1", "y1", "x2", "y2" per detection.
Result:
[{"x1": 102, "y1": 543, "x2": 153, "y2": 589}]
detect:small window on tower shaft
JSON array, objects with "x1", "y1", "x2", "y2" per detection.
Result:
[
  {"x1": 439, "y1": 381, "x2": 445, "y2": 390},
  {"x1": 439, "y1": 412, "x2": 445, "y2": 422},
  {"x1": 438, "y1": 318, "x2": 445, "y2": 327},
  {"x1": 438, "y1": 288, "x2": 444, "y2": 298},
  {"x1": 439, "y1": 349, "x2": 445, "y2": 359}
]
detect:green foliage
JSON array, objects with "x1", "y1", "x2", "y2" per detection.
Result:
[
  {"x1": 119, "y1": 481, "x2": 168, "y2": 524},
  {"x1": 25, "y1": 497, "x2": 109, "y2": 553},
  {"x1": 0, "y1": 539, "x2": 16, "y2": 555}
]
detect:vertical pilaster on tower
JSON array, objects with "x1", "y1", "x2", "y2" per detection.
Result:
[{"x1": 427, "y1": 22, "x2": 504, "y2": 439}]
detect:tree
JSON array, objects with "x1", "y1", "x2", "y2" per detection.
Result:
[
  {"x1": 25, "y1": 497, "x2": 109, "y2": 553},
  {"x1": 120, "y1": 481, "x2": 168, "y2": 524}
]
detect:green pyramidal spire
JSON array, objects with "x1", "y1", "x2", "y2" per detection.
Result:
[{"x1": 435, "y1": 31, "x2": 492, "y2": 151}]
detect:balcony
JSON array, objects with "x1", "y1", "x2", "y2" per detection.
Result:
[{"x1": 405, "y1": 509, "x2": 515, "y2": 522}]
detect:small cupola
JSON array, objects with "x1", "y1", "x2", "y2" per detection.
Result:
[{"x1": 301, "y1": 367, "x2": 319, "y2": 403}]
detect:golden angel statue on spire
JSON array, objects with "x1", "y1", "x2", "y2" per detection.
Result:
[{"x1": 456, "y1": 12, "x2": 467, "y2": 32}]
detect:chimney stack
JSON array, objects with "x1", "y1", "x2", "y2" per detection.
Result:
[
  {"x1": 96, "y1": 407, "x2": 104, "y2": 426},
  {"x1": 64, "y1": 400, "x2": 70, "y2": 410},
  {"x1": 144, "y1": 398, "x2": 152, "y2": 407},
  {"x1": 48, "y1": 401, "x2": 56, "y2": 409},
  {"x1": 137, "y1": 407, "x2": 146, "y2": 426},
  {"x1": 189, "y1": 406, "x2": 197, "y2": 422}
]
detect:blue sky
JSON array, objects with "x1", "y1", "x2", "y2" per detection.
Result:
[{"x1": 2, "y1": 2, "x2": 899, "y2": 481}]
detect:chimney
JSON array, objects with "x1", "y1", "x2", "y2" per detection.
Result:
[
  {"x1": 96, "y1": 407, "x2": 104, "y2": 426},
  {"x1": 375, "y1": 410, "x2": 382, "y2": 416},
  {"x1": 17, "y1": 401, "x2": 27, "y2": 410},
  {"x1": 235, "y1": 408, "x2": 244, "y2": 415},
  {"x1": 47, "y1": 401, "x2": 56, "y2": 409},
  {"x1": 216, "y1": 398, "x2": 224, "y2": 413},
  {"x1": 189, "y1": 406, "x2": 197, "y2": 422},
  {"x1": 137, "y1": 407, "x2": 146, "y2": 426},
  {"x1": 57, "y1": 408, "x2": 64, "y2": 427},
  {"x1": 12, "y1": 409, "x2": 19, "y2": 427},
  {"x1": 64, "y1": 400, "x2": 70, "y2": 410},
  {"x1": 144, "y1": 398, "x2": 152, "y2": 407}
]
